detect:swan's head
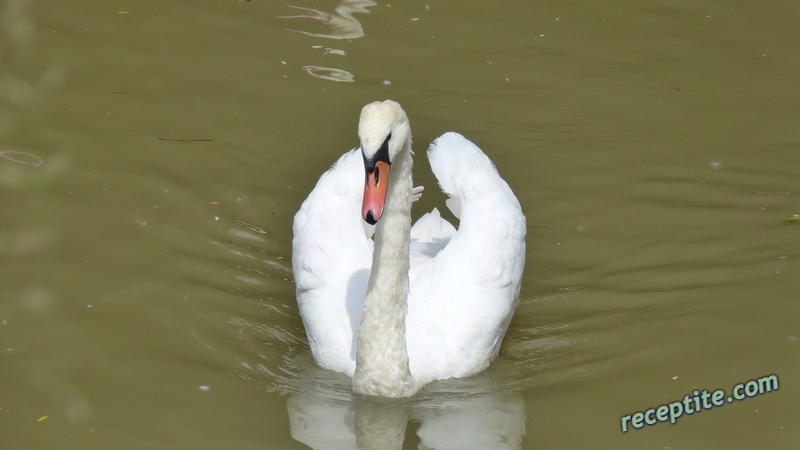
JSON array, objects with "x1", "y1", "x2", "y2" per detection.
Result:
[{"x1": 358, "y1": 100, "x2": 411, "y2": 225}]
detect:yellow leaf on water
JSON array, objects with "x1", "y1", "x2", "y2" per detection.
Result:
[{"x1": 38, "y1": 416, "x2": 48, "y2": 422}]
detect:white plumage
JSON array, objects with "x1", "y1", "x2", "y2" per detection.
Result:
[{"x1": 292, "y1": 100, "x2": 525, "y2": 397}]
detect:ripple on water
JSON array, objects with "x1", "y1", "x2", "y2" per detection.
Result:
[
  {"x1": 0, "y1": 149, "x2": 43, "y2": 166},
  {"x1": 302, "y1": 66, "x2": 355, "y2": 82}
]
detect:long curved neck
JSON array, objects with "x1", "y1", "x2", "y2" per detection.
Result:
[{"x1": 352, "y1": 140, "x2": 417, "y2": 398}]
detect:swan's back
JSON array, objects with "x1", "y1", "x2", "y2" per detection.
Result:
[{"x1": 407, "y1": 132, "x2": 526, "y2": 385}]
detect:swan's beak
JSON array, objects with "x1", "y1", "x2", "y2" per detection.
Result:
[{"x1": 362, "y1": 161, "x2": 390, "y2": 225}]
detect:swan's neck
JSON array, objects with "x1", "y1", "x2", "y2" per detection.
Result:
[{"x1": 352, "y1": 141, "x2": 418, "y2": 398}]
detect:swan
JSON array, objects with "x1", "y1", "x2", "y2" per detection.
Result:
[{"x1": 292, "y1": 100, "x2": 526, "y2": 398}]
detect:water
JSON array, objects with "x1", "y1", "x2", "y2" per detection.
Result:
[{"x1": 2, "y1": 0, "x2": 799, "y2": 448}]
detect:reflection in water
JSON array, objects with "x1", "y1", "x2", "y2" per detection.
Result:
[
  {"x1": 279, "y1": 1, "x2": 377, "y2": 40},
  {"x1": 279, "y1": 0, "x2": 376, "y2": 82},
  {"x1": 302, "y1": 65, "x2": 355, "y2": 82},
  {"x1": 284, "y1": 356, "x2": 525, "y2": 449},
  {"x1": 322, "y1": 47, "x2": 348, "y2": 56}
]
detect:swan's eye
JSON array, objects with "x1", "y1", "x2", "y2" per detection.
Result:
[
  {"x1": 378, "y1": 134, "x2": 391, "y2": 159},
  {"x1": 363, "y1": 134, "x2": 393, "y2": 173}
]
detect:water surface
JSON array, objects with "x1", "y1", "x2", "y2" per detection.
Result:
[{"x1": 2, "y1": 0, "x2": 799, "y2": 448}]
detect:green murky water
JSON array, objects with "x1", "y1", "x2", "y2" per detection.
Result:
[{"x1": 2, "y1": 0, "x2": 799, "y2": 448}]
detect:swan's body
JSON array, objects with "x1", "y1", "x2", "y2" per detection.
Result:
[{"x1": 292, "y1": 100, "x2": 525, "y2": 397}]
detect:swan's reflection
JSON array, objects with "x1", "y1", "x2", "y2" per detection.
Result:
[{"x1": 285, "y1": 355, "x2": 525, "y2": 449}]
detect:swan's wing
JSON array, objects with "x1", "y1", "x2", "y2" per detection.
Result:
[
  {"x1": 292, "y1": 149, "x2": 372, "y2": 377},
  {"x1": 408, "y1": 132, "x2": 526, "y2": 383}
]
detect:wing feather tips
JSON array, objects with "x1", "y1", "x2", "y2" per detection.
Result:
[
  {"x1": 427, "y1": 132, "x2": 525, "y2": 222},
  {"x1": 427, "y1": 132, "x2": 495, "y2": 196}
]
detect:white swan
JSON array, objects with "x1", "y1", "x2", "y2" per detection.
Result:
[{"x1": 292, "y1": 100, "x2": 526, "y2": 398}]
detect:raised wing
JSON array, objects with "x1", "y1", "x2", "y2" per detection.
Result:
[
  {"x1": 407, "y1": 132, "x2": 526, "y2": 383},
  {"x1": 292, "y1": 149, "x2": 372, "y2": 376}
]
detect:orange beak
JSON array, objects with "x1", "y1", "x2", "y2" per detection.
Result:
[{"x1": 362, "y1": 161, "x2": 391, "y2": 225}]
